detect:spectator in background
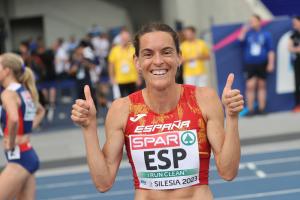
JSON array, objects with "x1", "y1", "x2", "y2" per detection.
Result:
[
  {"x1": 69, "y1": 42, "x2": 98, "y2": 110},
  {"x1": 112, "y1": 32, "x2": 121, "y2": 46},
  {"x1": 18, "y1": 41, "x2": 47, "y2": 109},
  {"x1": 180, "y1": 26, "x2": 210, "y2": 87},
  {"x1": 108, "y1": 28, "x2": 140, "y2": 98},
  {"x1": 53, "y1": 38, "x2": 70, "y2": 80},
  {"x1": 50, "y1": 38, "x2": 71, "y2": 121},
  {"x1": 37, "y1": 43, "x2": 57, "y2": 116},
  {"x1": 288, "y1": 16, "x2": 300, "y2": 112},
  {"x1": 91, "y1": 32, "x2": 111, "y2": 113},
  {"x1": 88, "y1": 24, "x2": 101, "y2": 38},
  {"x1": 238, "y1": 14, "x2": 275, "y2": 115},
  {"x1": 19, "y1": 41, "x2": 31, "y2": 66},
  {"x1": 64, "y1": 35, "x2": 79, "y2": 56},
  {"x1": 92, "y1": 32, "x2": 110, "y2": 63},
  {"x1": 28, "y1": 37, "x2": 38, "y2": 53}
]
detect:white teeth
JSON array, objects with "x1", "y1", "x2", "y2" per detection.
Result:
[{"x1": 151, "y1": 69, "x2": 167, "y2": 75}]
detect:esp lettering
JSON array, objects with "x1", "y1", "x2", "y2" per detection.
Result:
[{"x1": 144, "y1": 148, "x2": 187, "y2": 170}]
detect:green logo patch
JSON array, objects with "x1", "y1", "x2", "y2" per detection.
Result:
[{"x1": 181, "y1": 131, "x2": 196, "y2": 146}]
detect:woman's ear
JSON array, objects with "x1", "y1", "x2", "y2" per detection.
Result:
[{"x1": 3, "y1": 67, "x2": 11, "y2": 76}]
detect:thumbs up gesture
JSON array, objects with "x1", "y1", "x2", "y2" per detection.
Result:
[
  {"x1": 222, "y1": 73, "x2": 244, "y2": 117},
  {"x1": 71, "y1": 85, "x2": 97, "y2": 128}
]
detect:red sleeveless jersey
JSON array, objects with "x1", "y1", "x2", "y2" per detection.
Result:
[{"x1": 124, "y1": 85, "x2": 211, "y2": 190}]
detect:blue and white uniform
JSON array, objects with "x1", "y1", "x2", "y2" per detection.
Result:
[{"x1": 0, "y1": 83, "x2": 39, "y2": 174}]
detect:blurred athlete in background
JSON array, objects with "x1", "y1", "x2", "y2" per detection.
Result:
[{"x1": 0, "y1": 53, "x2": 45, "y2": 200}]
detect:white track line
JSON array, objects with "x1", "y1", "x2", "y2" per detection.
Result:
[
  {"x1": 37, "y1": 156, "x2": 300, "y2": 176},
  {"x1": 42, "y1": 189, "x2": 134, "y2": 200},
  {"x1": 246, "y1": 162, "x2": 256, "y2": 170},
  {"x1": 210, "y1": 156, "x2": 300, "y2": 171},
  {"x1": 37, "y1": 175, "x2": 132, "y2": 190},
  {"x1": 37, "y1": 156, "x2": 300, "y2": 190},
  {"x1": 255, "y1": 170, "x2": 267, "y2": 178},
  {"x1": 43, "y1": 187, "x2": 300, "y2": 200},
  {"x1": 210, "y1": 170, "x2": 300, "y2": 184},
  {"x1": 252, "y1": 156, "x2": 300, "y2": 166},
  {"x1": 38, "y1": 170, "x2": 300, "y2": 190},
  {"x1": 215, "y1": 188, "x2": 300, "y2": 200},
  {"x1": 37, "y1": 160, "x2": 131, "y2": 177}
]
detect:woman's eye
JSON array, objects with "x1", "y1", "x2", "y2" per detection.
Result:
[
  {"x1": 163, "y1": 51, "x2": 172, "y2": 56},
  {"x1": 142, "y1": 53, "x2": 152, "y2": 58}
]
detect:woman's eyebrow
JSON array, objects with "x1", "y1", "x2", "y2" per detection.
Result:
[
  {"x1": 140, "y1": 48, "x2": 152, "y2": 53},
  {"x1": 161, "y1": 47, "x2": 175, "y2": 51}
]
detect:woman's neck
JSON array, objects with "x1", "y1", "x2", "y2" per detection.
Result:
[
  {"x1": 143, "y1": 84, "x2": 181, "y2": 114},
  {"x1": 3, "y1": 77, "x2": 18, "y2": 89}
]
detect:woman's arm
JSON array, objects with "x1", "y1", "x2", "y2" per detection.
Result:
[
  {"x1": 1, "y1": 90, "x2": 19, "y2": 150},
  {"x1": 71, "y1": 85, "x2": 128, "y2": 192},
  {"x1": 32, "y1": 102, "x2": 45, "y2": 129},
  {"x1": 198, "y1": 74, "x2": 243, "y2": 180}
]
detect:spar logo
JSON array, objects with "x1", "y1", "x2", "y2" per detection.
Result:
[
  {"x1": 130, "y1": 132, "x2": 180, "y2": 150},
  {"x1": 181, "y1": 131, "x2": 196, "y2": 146}
]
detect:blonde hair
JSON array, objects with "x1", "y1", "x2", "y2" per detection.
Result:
[{"x1": 0, "y1": 53, "x2": 39, "y2": 105}]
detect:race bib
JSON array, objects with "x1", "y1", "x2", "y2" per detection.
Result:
[
  {"x1": 250, "y1": 43, "x2": 261, "y2": 56},
  {"x1": 7, "y1": 146, "x2": 20, "y2": 160},
  {"x1": 189, "y1": 60, "x2": 197, "y2": 68},
  {"x1": 121, "y1": 63, "x2": 130, "y2": 74},
  {"x1": 20, "y1": 91, "x2": 36, "y2": 121},
  {"x1": 129, "y1": 130, "x2": 200, "y2": 190}
]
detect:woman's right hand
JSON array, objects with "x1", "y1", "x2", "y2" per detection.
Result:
[
  {"x1": 3, "y1": 137, "x2": 15, "y2": 150},
  {"x1": 71, "y1": 85, "x2": 97, "y2": 129}
]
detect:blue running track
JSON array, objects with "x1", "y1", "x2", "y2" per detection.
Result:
[{"x1": 37, "y1": 149, "x2": 300, "y2": 200}]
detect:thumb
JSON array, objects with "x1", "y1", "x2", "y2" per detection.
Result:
[
  {"x1": 224, "y1": 73, "x2": 234, "y2": 90},
  {"x1": 84, "y1": 85, "x2": 93, "y2": 103}
]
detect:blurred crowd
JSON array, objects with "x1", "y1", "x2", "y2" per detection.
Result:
[
  {"x1": 14, "y1": 24, "x2": 211, "y2": 124},
  {"x1": 16, "y1": 26, "x2": 123, "y2": 123},
  {"x1": 13, "y1": 14, "x2": 300, "y2": 126}
]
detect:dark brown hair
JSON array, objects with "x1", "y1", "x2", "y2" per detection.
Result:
[
  {"x1": 252, "y1": 14, "x2": 262, "y2": 21},
  {"x1": 133, "y1": 22, "x2": 180, "y2": 57},
  {"x1": 184, "y1": 26, "x2": 196, "y2": 33},
  {"x1": 293, "y1": 15, "x2": 300, "y2": 21}
]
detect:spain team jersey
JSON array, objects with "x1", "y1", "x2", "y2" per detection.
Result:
[
  {"x1": 108, "y1": 44, "x2": 138, "y2": 84},
  {"x1": 180, "y1": 39, "x2": 210, "y2": 77},
  {"x1": 0, "y1": 83, "x2": 36, "y2": 139},
  {"x1": 124, "y1": 85, "x2": 211, "y2": 190}
]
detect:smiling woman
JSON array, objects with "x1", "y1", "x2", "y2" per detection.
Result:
[
  {"x1": 71, "y1": 22, "x2": 244, "y2": 200},
  {"x1": 133, "y1": 24, "x2": 181, "y2": 95}
]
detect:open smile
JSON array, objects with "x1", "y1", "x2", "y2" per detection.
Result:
[{"x1": 150, "y1": 69, "x2": 169, "y2": 76}]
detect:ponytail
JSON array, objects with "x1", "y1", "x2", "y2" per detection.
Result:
[
  {"x1": 19, "y1": 67, "x2": 39, "y2": 106},
  {"x1": 0, "y1": 53, "x2": 39, "y2": 105}
]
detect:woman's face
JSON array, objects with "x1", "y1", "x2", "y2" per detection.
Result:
[
  {"x1": 134, "y1": 31, "x2": 182, "y2": 90},
  {"x1": 183, "y1": 29, "x2": 195, "y2": 41},
  {"x1": 250, "y1": 16, "x2": 261, "y2": 29},
  {"x1": 19, "y1": 44, "x2": 28, "y2": 54},
  {"x1": 120, "y1": 31, "x2": 131, "y2": 46},
  {"x1": 292, "y1": 18, "x2": 300, "y2": 31}
]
